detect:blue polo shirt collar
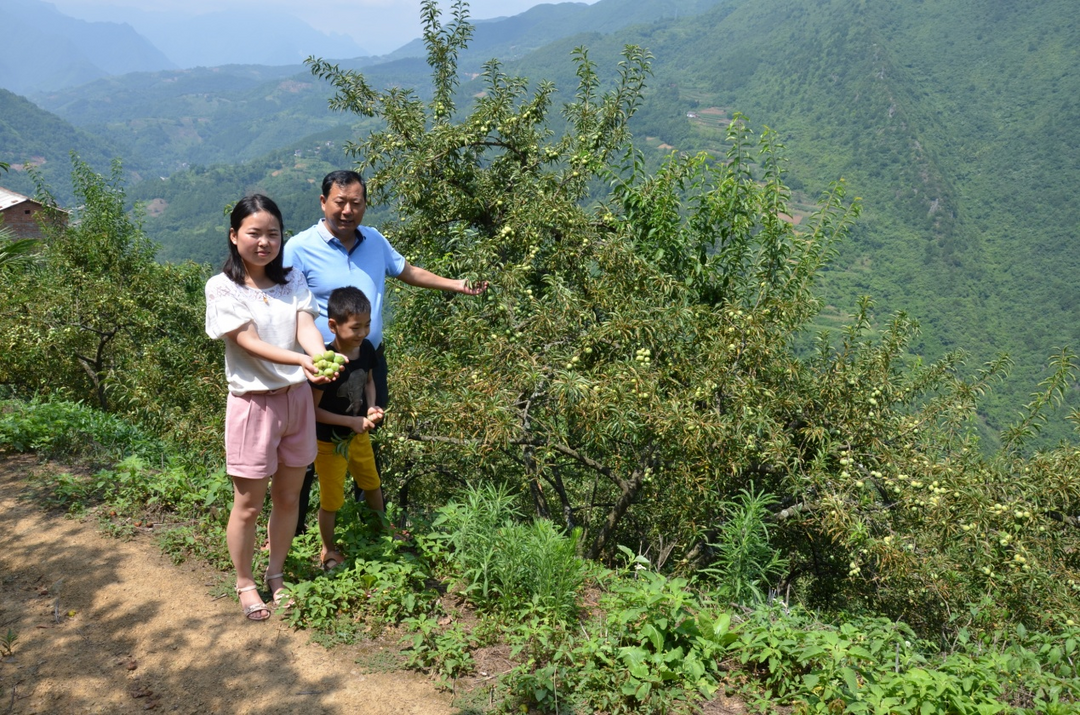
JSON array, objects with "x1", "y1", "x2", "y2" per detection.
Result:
[{"x1": 315, "y1": 219, "x2": 365, "y2": 253}]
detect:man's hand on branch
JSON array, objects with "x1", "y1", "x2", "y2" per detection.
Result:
[{"x1": 457, "y1": 279, "x2": 489, "y2": 295}]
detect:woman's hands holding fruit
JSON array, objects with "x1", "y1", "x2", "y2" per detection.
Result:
[{"x1": 303, "y1": 350, "x2": 348, "y2": 383}]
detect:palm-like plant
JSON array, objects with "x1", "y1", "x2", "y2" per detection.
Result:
[{"x1": 0, "y1": 222, "x2": 38, "y2": 273}]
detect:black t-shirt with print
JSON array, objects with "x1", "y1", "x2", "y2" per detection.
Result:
[{"x1": 311, "y1": 339, "x2": 378, "y2": 443}]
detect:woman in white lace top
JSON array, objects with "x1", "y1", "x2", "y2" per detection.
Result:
[{"x1": 205, "y1": 195, "x2": 338, "y2": 621}]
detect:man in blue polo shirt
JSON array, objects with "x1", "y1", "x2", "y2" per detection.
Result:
[{"x1": 284, "y1": 169, "x2": 488, "y2": 534}]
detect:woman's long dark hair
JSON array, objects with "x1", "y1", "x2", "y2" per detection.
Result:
[{"x1": 222, "y1": 194, "x2": 291, "y2": 286}]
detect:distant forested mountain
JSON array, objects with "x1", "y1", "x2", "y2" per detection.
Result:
[
  {"x1": 127, "y1": 126, "x2": 376, "y2": 266},
  {"x1": 496, "y1": 0, "x2": 1078, "y2": 445},
  {"x1": 0, "y1": 0, "x2": 175, "y2": 94},
  {"x1": 30, "y1": 61, "x2": 432, "y2": 174},
  {"x1": 0, "y1": 89, "x2": 138, "y2": 205},
  {"x1": 382, "y1": 0, "x2": 727, "y2": 66}
]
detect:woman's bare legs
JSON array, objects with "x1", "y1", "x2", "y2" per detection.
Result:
[
  {"x1": 227, "y1": 475, "x2": 271, "y2": 617},
  {"x1": 265, "y1": 463, "x2": 306, "y2": 601}
]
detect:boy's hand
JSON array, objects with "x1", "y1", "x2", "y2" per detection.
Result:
[
  {"x1": 349, "y1": 415, "x2": 375, "y2": 433},
  {"x1": 367, "y1": 406, "x2": 385, "y2": 425}
]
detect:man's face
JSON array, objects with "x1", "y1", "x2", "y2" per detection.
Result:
[{"x1": 320, "y1": 181, "x2": 366, "y2": 242}]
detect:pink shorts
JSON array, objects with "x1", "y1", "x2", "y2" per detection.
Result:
[{"x1": 225, "y1": 382, "x2": 317, "y2": 479}]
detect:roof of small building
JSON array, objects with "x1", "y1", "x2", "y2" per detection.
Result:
[{"x1": 0, "y1": 186, "x2": 37, "y2": 212}]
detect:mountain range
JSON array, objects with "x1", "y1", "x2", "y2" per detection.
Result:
[
  {"x1": 57, "y1": 5, "x2": 369, "y2": 69},
  {"x1": 0, "y1": 0, "x2": 368, "y2": 95},
  {"x1": 0, "y1": 87, "x2": 135, "y2": 200},
  {"x1": 381, "y1": 0, "x2": 727, "y2": 66},
  {"x1": 0, "y1": 0, "x2": 174, "y2": 94}
]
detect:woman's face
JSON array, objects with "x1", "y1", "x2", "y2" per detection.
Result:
[{"x1": 229, "y1": 210, "x2": 282, "y2": 270}]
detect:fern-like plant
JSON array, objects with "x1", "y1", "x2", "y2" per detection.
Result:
[{"x1": 700, "y1": 485, "x2": 787, "y2": 605}]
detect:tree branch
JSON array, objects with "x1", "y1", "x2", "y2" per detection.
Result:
[{"x1": 1047, "y1": 511, "x2": 1080, "y2": 529}]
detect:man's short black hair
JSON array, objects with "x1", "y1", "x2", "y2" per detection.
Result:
[
  {"x1": 322, "y1": 170, "x2": 366, "y2": 200},
  {"x1": 327, "y1": 285, "x2": 372, "y2": 322}
]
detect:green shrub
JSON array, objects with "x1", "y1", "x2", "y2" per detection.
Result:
[
  {"x1": 435, "y1": 483, "x2": 587, "y2": 619},
  {"x1": 285, "y1": 535, "x2": 437, "y2": 632},
  {"x1": 699, "y1": 485, "x2": 788, "y2": 605},
  {"x1": 732, "y1": 605, "x2": 1080, "y2": 714},
  {"x1": 0, "y1": 158, "x2": 221, "y2": 455},
  {"x1": 402, "y1": 614, "x2": 478, "y2": 684},
  {"x1": 501, "y1": 552, "x2": 738, "y2": 713},
  {"x1": 0, "y1": 397, "x2": 161, "y2": 461},
  {"x1": 496, "y1": 519, "x2": 586, "y2": 617}
]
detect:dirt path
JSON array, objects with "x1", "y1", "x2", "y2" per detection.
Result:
[{"x1": 0, "y1": 454, "x2": 457, "y2": 714}]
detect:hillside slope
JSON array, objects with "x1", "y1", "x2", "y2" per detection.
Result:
[
  {"x1": 382, "y1": 0, "x2": 727, "y2": 67},
  {"x1": 714, "y1": 0, "x2": 1080, "y2": 442},
  {"x1": 499, "y1": 0, "x2": 1079, "y2": 445},
  {"x1": 127, "y1": 127, "x2": 362, "y2": 266},
  {"x1": 0, "y1": 89, "x2": 136, "y2": 205},
  {"x1": 31, "y1": 61, "x2": 433, "y2": 174}
]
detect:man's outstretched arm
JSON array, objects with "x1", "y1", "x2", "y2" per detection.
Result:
[{"x1": 396, "y1": 262, "x2": 489, "y2": 295}]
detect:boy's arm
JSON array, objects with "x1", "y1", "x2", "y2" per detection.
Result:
[
  {"x1": 313, "y1": 386, "x2": 374, "y2": 433},
  {"x1": 365, "y1": 370, "x2": 383, "y2": 424}
]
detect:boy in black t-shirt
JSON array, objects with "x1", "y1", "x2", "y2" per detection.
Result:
[{"x1": 310, "y1": 286, "x2": 385, "y2": 571}]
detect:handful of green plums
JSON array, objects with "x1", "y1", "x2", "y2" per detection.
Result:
[{"x1": 313, "y1": 350, "x2": 346, "y2": 378}]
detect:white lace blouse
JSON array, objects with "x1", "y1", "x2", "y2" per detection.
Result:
[{"x1": 205, "y1": 270, "x2": 319, "y2": 395}]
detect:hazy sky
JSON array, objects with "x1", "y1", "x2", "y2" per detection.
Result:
[{"x1": 48, "y1": 0, "x2": 598, "y2": 55}]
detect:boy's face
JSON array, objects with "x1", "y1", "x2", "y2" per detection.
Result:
[{"x1": 328, "y1": 312, "x2": 371, "y2": 351}]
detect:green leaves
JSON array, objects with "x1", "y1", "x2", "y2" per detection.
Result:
[
  {"x1": 421, "y1": 0, "x2": 472, "y2": 115},
  {"x1": 699, "y1": 484, "x2": 788, "y2": 605},
  {"x1": 0, "y1": 156, "x2": 218, "y2": 451},
  {"x1": 435, "y1": 483, "x2": 587, "y2": 619},
  {"x1": 0, "y1": 227, "x2": 38, "y2": 274}
]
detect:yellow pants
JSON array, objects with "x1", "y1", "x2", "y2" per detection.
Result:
[{"x1": 315, "y1": 433, "x2": 380, "y2": 512}]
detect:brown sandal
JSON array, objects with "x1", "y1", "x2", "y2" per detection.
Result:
[{"x1": 320, "y1": 550, "x2": 346, "y2": 572}]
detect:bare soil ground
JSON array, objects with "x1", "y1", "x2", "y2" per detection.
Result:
[
  {"x1": 0, "y1": 454, "x2": 456, "y2": 714},
  {"x1": 0, "y1": 453, "x2": 751, "y2": 715}
]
